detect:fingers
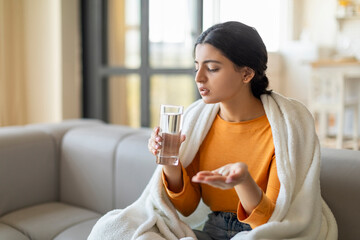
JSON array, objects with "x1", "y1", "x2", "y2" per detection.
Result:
[
  {"x1": 192, "y1": 173, "x2": 231, "y2": 189},
  {"x1": 148, "y1": 128, "x2": 186, "y2": 156},
  {"x1": 192, "y1": 171, "x2": 216, "y2": 182},
  {"x1": 180, "y1": 134, "x2": 186, "y2": 144},
  {"x1": 192, "y1": 174, "x2": 225, "y2": 183},
  {"x1": 150, "y1": 126, "x2": 160, "y2": 139},
  {"x1": 192, "y1": 163, "x2": 248, "y2": 189},
  {"x1": 215, "y1": 167, "x2": 238, "y2": 183},
  {"x1": 148, "y1": 127, "x2": 162, "y2": 155},
  {"x1": 215, "y1": 167, "x2": 230, "y2": 176},
  {"x1": 192, "y1": 171, "x2": 224, "y2": 184}
]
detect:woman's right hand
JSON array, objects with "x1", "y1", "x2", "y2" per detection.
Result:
[
  {"x1": 148, "y1": 126, "x2": 162, "y2": 156},
  {"x1": 148, "y1": 126, "x2": 186, "y2": 156},
  {"x1": 148, "y1": 126, "x2": 186, "y2": 192}
]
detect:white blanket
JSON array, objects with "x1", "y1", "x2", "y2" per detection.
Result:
[{"x1": 88, "y1": 92, "x2": 338, "y2": 240}]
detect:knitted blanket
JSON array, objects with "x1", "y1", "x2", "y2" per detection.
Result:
[{"x1": 87, "y1": 92, "x2": 337, "y2": 240}]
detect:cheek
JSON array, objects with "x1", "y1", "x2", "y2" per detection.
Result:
[{"x1": 218, "y1": 76, "x2": 243, "y2": 93}]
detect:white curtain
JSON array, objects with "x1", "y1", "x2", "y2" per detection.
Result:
[{"x1": 0, "y1": 0, "x2": 82, "y2": 127}]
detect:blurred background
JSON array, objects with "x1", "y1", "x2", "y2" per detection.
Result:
[{"x1": 1, "y1": 0, "x2": 360, "y2": 148}]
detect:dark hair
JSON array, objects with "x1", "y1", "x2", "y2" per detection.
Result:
[{"x1": 195, "y1": 21, "x2": 272, "y2": 99}]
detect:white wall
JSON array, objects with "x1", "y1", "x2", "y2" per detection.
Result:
[
  {"x1": 267, "y1": 52, "x2": 283, "y2": 94},
  {"x1": 280, "y1": 41, "x2": 318, "y2": 105},
  {"x1": 278, "y1": 0, "x2": 351, "y2": 106},
  {"x1": 303, "y1": 0, "x2": 338, "y2": 49},
  {"x1": 280, "y1": 0, "x2": 360, "y2": 138}
]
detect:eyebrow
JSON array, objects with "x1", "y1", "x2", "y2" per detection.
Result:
[{"x1": 194, "y1": 60, "x2": 222, "y2": 64}]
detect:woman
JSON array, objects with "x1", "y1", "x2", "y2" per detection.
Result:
[
  {"x1": 88, "y1": 21, "x2": 337, "y2": 240},
  {"x1": 149, "y1": 21, "x2": 279, "y2": 239}
]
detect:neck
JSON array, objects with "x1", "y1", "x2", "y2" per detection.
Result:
[{"x1": 219, "y1": 95, "x2": 265, "y2": 122}]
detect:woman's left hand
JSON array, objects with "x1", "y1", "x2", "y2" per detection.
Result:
[{"x1": 192, "y1": 162, "x2": 249, "y2": 190}]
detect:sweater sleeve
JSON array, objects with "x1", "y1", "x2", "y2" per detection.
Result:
[
  {"x1": 237, "y1": 156, "x2": 280, "y2": 229},
  {"x1": 162, "y1": 156, "x2": 202, "y2": 217}
]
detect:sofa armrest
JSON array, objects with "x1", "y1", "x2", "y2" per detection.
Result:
[
  {"x1": 0, "y1": 119, "x2": 104, "y2": 217},
  {"x1": 60, "y1": 125, "x2": 142, "y2": 213},
  {"x1": 115, "y1": 129, "x2": 157, "y2": 209},
  {"x1": 0, "y1": 127, "x2": 57, "y2": 216},
  {"x1": 320, "y1": 148, "x2": 360, "y2": 240}
]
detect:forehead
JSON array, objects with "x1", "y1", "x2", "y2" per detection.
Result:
[{"x1": 194, "y1": 43, "x2": 226, "y2": 62}]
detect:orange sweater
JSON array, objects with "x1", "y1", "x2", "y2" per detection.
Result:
[{"x1": 162, "y1": 114, "x2": 280, "y2": 229}]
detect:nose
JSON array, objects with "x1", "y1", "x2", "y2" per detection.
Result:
[{"x1": 195, "y1": 67, "x2": 206, "y2": 83}]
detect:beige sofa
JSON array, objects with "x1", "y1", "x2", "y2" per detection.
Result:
[{"x1": 0, "y1": 120, "x2": 359, "y2": 240}]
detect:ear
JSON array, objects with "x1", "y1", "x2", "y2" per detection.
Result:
[{"x1": 242, "y1": 67, "x2": 255, "y2": 83}]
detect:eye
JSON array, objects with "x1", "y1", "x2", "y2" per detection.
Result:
[{"x1": 208, "y1": 68, "x2": 219, "y2": 72}]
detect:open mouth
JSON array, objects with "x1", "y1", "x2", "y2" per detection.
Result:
[{"x1": 199, "y1": 87, "x2": 209, "y2": 96}]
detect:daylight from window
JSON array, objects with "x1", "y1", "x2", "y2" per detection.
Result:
[
  {"x1": 203, "y1": 0, "x2": 283, "y2": 52},
  {"x1": 108, "y1": 0, "x2": 286, "y2": 127}
]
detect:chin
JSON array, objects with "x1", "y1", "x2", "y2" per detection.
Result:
[{"x1": 201, "y1": 97, "x2": 219, "y2": 104}]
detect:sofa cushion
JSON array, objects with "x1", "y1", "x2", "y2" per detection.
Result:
[
  {"x1": 0, "y1": 223, "x2": 29, "y2": 240},
  {"x1": 60, "y1": 125, "x2": 138, "y2": 214},
  {"x1": 115, "y1": 129, "x2": 157, "y2": 208},
  {"x1": 320, "y1": 148, "x2": 360, "y2": 240},
  {"x1": 0, "y1": 202, "x2": 100, "y2": 240},
  {"x1": 0, "y1": 128, "x2": 57, "y2": 216},
  {"x1": 53, "y1": 218, "x2": 99, "y2": 240}
]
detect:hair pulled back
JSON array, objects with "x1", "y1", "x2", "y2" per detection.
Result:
[{"x1": 195, "y1": 21, "x2": 272, "y2": 99}]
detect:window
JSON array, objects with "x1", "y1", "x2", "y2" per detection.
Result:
[
  {"x1": 203, "y1": 0, "x2": 285, "y2": 52},
  {"x1": 82, "y1": 0, "x2": 288, "y2": 127},
  {"x1": 82, "y1": 0, "x2": 201, "y2": 128}
]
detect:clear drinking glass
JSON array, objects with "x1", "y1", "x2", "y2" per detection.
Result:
[{"x1": 156, "y1": 104, "x2": 184, "y2": 165}]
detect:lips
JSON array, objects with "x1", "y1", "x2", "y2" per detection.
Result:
[{"x1": 198, "y1": 87, "x2": 209, "y2": 96}]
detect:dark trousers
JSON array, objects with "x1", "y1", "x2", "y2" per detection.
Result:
[{"x1": 193, "y1": 211, "x2": 252, "y2": 240}]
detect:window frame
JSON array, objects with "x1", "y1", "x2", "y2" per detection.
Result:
[{"x1": 81, "y1": 0, "x2": 203, "y2": 127}]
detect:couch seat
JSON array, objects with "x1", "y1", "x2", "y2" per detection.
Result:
[
  {"x1": 0, "y1": 223, "x2": 29, "y2": 240},
  {"x1": 0, "y1": 202, "x2": 100, "y2": 240},
  {"x1": 54, "y1": 218, "x2": 99, "y2": 240}
]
